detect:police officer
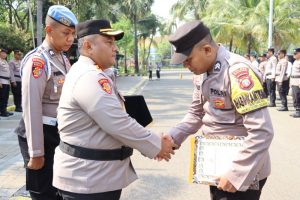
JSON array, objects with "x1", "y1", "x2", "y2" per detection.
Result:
[
  {"x1": 9, "y1": 50, "x2": 23, "y2": 112},
  {"x1": 19, "y1": 5, "x2": 78, "y2": 199},
  {"x1": 290, "y1": 48, "x2": 300, "y2": 118},
  {"x1": 0, "y1": 48, "x2": 16, "y2": 117},
  {"x1": 258, "y1": 53, "x2": 268, "y2": 97},
  {"x1": 52, "y1": 19, "x2": 177, "y2": 200},
  {"x1": 265, "y1": 48, "x2": 278, "y2": 107},
  {"x1": 250, "y1": 54, "x2": 259, "y2": 70},
  {"x1": 166, "y1": 21, "x2": 273, "y2": 200},
  {"x1": 275, "y1": 50, "x2": 289, "y2": 111}
]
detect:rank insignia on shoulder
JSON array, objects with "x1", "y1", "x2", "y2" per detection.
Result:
[
  {"x1": 49, "y1": 50, "x2": 55, "y2": 57},
  {"x1": 214, "y1": 61, "x2": 221, "y2": 72},
  {"x1": 98, "y1": 78, "x2": 112, "y2": 94},
  {"x1": 32, "y1": 57, "x2": 45, "y2": 79}
]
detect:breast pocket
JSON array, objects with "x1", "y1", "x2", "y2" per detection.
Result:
[{"x1": 49, "y1": 75, "x2": 65, "y2": 100}]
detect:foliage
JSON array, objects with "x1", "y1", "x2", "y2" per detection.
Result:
[{"x1": 0, "y1": 22, "x2": 31, "y2": 53}]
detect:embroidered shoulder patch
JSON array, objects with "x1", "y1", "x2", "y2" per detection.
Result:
[
  {"x1": 230, "y1": 65, "x2": 268, "y2": 114},
  {"x1": 32, "y1": 57, "x2": 45, "y2": 79},
  {"x1": 98, "y1": 78, "x2": 112, "y2": 94}
]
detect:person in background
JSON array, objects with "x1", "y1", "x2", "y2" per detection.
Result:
[
  {"x1": 0, "y1": 48, "x2": 16, "y2": 117},
  {"x1": 265, "y1": 48, "x2": 278, "y2": 107},
  {"x1": 250, "y1": 54, "x2": 259, "y2": 70},
  {"x1": 258, "y1": 53, "x2": 268, "y2": 97},
  {"x1": 290, "y1": 48, "x2": 300, "y2": 118},
  {"x1": 156, "y1": 62, "x2": 161, "y2": 80},
  {"x1": 9, "y1": 50, "x2": 23, "y2": 112}
]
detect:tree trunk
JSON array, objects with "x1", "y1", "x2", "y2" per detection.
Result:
[
  {"x1": 229, "y1": 36, "x2": 233, "y2": 52},
  {"x1": 247, "y1": 34, "x2": 252, "y2": 55},
  {"x1": 37, "y1": 0, "x2": 43, "y2": 46},
  {"x1": 124, "y1": 49, "x2": 128, "y2": 74},
  {"x1": 133, "y1": 14, "x2": 139, "y2": 74},
  {"x1": 146, "y1": 34, "x2": 154, "y2": 67}
]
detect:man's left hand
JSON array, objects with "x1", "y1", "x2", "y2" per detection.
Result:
[{"x1": 216, "y1": 176, "x2": 237, "y2": 193}]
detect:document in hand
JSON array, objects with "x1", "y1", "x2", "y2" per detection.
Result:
[
  {"x1": 124, "y1": 95, "x2": 153, "y2": 127},
  {"x1": 189, "y1": 135, "x2": 259, "y2": 190}
]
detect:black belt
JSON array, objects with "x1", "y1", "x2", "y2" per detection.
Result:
[
  {"x1": 53, "y1": 71, "x2": 63, "y2": 76},
  {"x1": 0, "y1": 76, "x2": 10, "y2": 80},
  {"x1": 265, "y1": 73, "x2": 271, "y2": 76},
  {"x1": 275, "y1": 73, "x2": 288, "y2": 76},
  {"x1": 291, "y1": 75, "x2": 300, "y2": 78},
  {"x1": 14, "y1": 75, "x2": 21, "y2": 78},
  {"x1": 59, "y1": 141, "x2": 133, "y2": 161}
]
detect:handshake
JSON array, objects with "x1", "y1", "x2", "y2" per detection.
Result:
[{"x1": 155, "y1": 134, "x2": 179, "y2": 161}]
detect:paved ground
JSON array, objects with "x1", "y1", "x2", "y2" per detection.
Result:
[{"x1": 1, "y1": 70, "x2": 300, "y2": 199}]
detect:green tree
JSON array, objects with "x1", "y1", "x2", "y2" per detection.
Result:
[
  {"x1": 113, "y1": 18, "x2": 134, "y2": 74},
  {"x1": 119, "y1": 0, "x2": 154, "y2": 74}
]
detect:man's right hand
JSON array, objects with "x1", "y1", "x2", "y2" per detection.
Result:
[
  {"x1": 27, "y1": 156, "x2": 45, "y2": 170},
  {"x1": 0, "y1": 83, "x2": 2, "y2": 88},
  {"x1": 157, "y1": 134, "x2": 178, "y2": 161}
]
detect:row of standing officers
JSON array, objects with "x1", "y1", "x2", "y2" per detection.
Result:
[
  {"x1": 253, "y1": 48, "x2": 300, "y2": 118},
  {"x1": 0, "y1": 49, "x2": 23, "y2": 116}
]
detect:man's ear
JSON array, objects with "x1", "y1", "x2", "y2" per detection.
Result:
[
  {"x1": 203, "y1": 44, "x2": 213, "y2": 57},
  {"x1": 45, "y1": 25, "x2": 52, "y2": 34}
]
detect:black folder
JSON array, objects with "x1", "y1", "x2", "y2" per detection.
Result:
[{"x1": 124, "y1": 95, "x2": 153, "y2": 127}]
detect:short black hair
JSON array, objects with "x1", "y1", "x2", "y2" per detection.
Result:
[
  {"x1": 279, "y1": 49, "x2": 286, "y2": 56},
  {"x1": 268, "y1": 48, "x2": 275, "y2": 54}
]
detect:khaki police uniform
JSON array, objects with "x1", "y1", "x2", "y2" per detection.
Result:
[
  {"x1": 169, "y1": 46, "x2": 274, "y2": 192},
  {"x1": 53, "y1": 55, "x2": 161, "y2": 194},
  {"x1": 258, "y1": 60, "x2": 268, "y2": 96},
  {"x1": 265, "y1": 55, "x2": 278, "y2": 105},
  {"x1": 0, "y1": 57, "x2": 15, "y2": 115},
  {"x1": 275, "y1": 58, "x2": 289, "y2": 109},
  {"x1": 290, "y1": 59, "x2": 300, "y2": 116},
  {"x1": 20, "y1": 40, "x2": 71, "y2": 197},
  {"x1": 9, "y1": 58, "x2": 22, "y2": 111}
]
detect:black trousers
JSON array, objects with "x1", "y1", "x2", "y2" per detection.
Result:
[
  {"x1": 210, "y1": 178, "x2": 267, "y2": 200},
  {"x1": 58, "y1": 189, "x2": 122, "y2": 200},
  {"x1": 0, "y1": 83, "x2": 10, "y2": 113},
  {"x1": 12, "y1": 81, "x2": 22, "y2": 109},
  {"x1": 156, "y1": 70, "x2": 160, "y2": 79},
  {"x1": 18, "y1": 124, "x2": 61, "y2": 200},
  {"x1": 292, "y1": 85, "x2": 300, "y2": 110},
  {"x1": 149, "y1": 70, "x2": 152, "y2": 79},
  {"x1": 266, "y1": 79, "x2": 276, "y2": 104},
  {"x1": 263, "y1": 82, "x2": 268, "y2": 97},
  {"x1": 277, "y1": 80, "x2": 289, "y2": 107}
]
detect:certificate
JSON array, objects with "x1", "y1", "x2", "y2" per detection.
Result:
[{"x1": 189, "y1": 135, "x2": 259, "y2": 190}]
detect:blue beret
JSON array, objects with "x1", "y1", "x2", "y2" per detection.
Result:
[{"x1": 47, "y1": 5, "x2": 78, "y2": 27}]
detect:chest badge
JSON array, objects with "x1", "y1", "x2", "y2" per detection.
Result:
[{"x1": 98, "y1": 78, "x2": 112, "y2": 94}]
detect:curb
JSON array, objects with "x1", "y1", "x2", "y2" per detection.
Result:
[{"x1": 125, "y1": 77, "x2": 148, "y2": 95}]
